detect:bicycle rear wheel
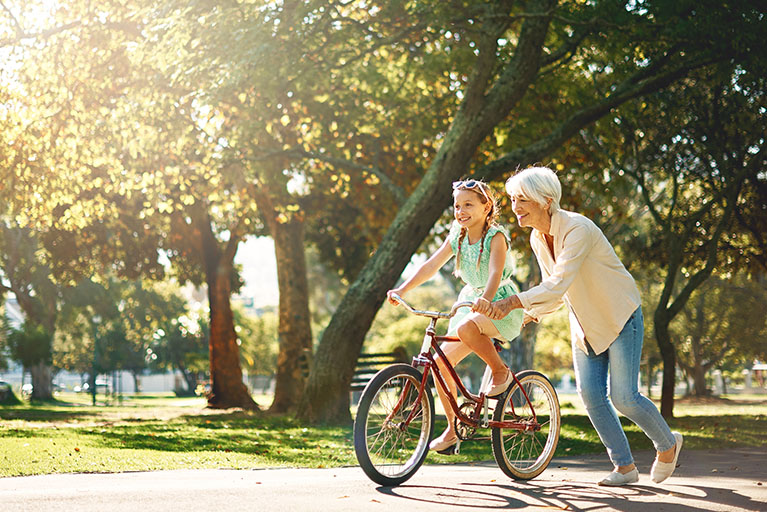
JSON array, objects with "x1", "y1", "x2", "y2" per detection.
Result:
[
  {"x1": 491, "y1": 370, "x2": 560, "y2": 480},
  {"x1": 353, "y1": 364, "x2": 434, "y2": 486}
]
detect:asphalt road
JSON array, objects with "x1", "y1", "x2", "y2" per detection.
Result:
[{"x1": 1, "y1": 447, "x2": 765, "y2": 512}]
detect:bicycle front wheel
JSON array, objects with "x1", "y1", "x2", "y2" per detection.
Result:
[
  {"x1": 353, "y1": 364, "x2": 434, "y2": 486},
  {"x1": 491, "y1": 370, "x2": 560, "y2": 480}
]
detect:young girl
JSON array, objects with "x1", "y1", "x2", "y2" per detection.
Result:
[{"x1": 386, "y1": 179, "x2": 524, "y2": 453}]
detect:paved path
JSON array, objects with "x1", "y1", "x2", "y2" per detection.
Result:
[{"x1": 1, "y1": 448, "x2": 765, "y2": 512}]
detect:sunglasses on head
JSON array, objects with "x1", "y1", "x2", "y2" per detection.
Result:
[
  {"x1": 453, "y1": 179, "x2": 489, "y2": 200},
  {"x1": 452, "y1": 179, "x2": 481, "y2": 190}
]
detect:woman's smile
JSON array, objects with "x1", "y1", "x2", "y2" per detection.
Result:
[{"x1": 511, "y1": 195, "x2": 550, "y2": 232}]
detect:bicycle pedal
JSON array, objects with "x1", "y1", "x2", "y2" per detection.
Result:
[{"x1": 436, "y1": 440, "x2": 461, "y2": 455}]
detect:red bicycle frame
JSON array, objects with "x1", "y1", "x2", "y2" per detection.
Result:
[{"x1": 399, "y1": 333, "x2": 541, "y2": 433}]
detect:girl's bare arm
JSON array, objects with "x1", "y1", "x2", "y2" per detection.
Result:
[{"x1": 387, "y1": 237, "x2": 453, "y2": 304}]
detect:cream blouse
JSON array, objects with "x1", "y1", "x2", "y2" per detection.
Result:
[{"x1": 517, "y1": 209, "x2": 641, "y2": 355}]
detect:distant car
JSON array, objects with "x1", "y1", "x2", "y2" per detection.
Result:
[
  {"x1": 80, "y1": 380, "x2": 110, "y2": 393},
  {"x1": 0, "y1": 381, "x2": 11, "y2": 392}
]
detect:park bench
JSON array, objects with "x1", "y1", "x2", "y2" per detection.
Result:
[{"x1": 350, "y1": 346, "x2": 409, "y2": 401}]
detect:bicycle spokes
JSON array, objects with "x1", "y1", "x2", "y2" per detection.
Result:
[
  {"x1": 354, "y1": 365, "x2": 434, "y2": 486},
  {"x1": 491, "y1": 371, "x2": 560, "y2": 480}
]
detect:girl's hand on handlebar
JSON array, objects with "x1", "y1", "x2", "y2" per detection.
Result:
[
  {"x1": 386, "y1": 289, "x2": 403, "y2": 306},
  {"x1": 471, "y1": 297, "x2": 492, "y2": 315}
]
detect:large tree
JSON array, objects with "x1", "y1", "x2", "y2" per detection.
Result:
[
  {"x1": 126, "y1": 0, "x2": 460, "y2": 412},
  {"x1": 672, "y1": 275, "x2": 767, "y2": 396},
  {"x1": 298, "y1": 0, "x2": 764, "y2": 423},
  {"x1": 584, "y1": 62, "x2": 767, "y2": 416},
  {"x1": 0, "y1": 224, "x2": 58, "y2": 399},
  {"x1": 1, "y1": 0, "x2": 263, "y2": 409},
  {"x1": 2, "y1": 0, "x2": 445, "y2": 412}
]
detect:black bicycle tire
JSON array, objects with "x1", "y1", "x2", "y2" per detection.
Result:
[
  {"x1": 490, "y1": 370, "x2": 560, "y2": 480},
  {"x1": 353, "y1": 364, "x2": 435, "y2": 486}
]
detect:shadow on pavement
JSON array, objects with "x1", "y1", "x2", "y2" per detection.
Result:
[
  {"x1": 375, "y1": 448, "x2": 766, "y2": 511},
  {"x1": 378, "y1": 481, "x2": 763, "y2": 511}
]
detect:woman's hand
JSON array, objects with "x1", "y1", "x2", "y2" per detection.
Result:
[
  {"x1": 486, "y1": 302, "x2": 506, "y2": 320},
  {"x1": 472, "y1": 296, "x2": 493, "y2": 315},
  {"x1": 522, "y1": 313, "x2": 537, "y2": 327},
  {"x1": 487, "y1": 295, "x2": 522, "y2": 320}
]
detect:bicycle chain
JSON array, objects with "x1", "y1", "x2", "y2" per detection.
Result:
[{"x1": 454, "y1": 402, "x2": 478, "y2": 441}]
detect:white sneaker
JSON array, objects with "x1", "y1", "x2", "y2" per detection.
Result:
[
  {"x1": 651, "y1": 431, "x2": 683, "y2": 483},
  {"x1": 598, "y1": 468, "x2": 639, "y2": 486}
]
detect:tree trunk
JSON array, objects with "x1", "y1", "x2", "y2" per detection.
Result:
[
  {"x1": 691, "y1": 363, "x2": 708, "y2": 396},
  {"x1": 645, "y1": 359, "x2": 655, "y2": 398},
  {"x1": 201, "y1": 227, "x2": 258, "y2": 410},
  {"x1": 505, "y1": 257, "x2": 541, "y2": 372},
  {"x1": 653, "y1": 311, "x2": 676, "y2": 419},
  {"x1": 298, "y1": 165, "x2": 473, "y2": 423},
  {"x1": 269, "y1": 216, "x2": 313, "y2": 413},
  {"x1": 29, "y1": 361, "x2": 53, "y2": 400},
  {"x1": 505, "y1": 325, "x2": 537, "y2": 373},
  {"x1": 180, "y1": 366, "x2": 198, "y2": 396},
  {"x1": 131, "y1": 371, "x2": 141, "y2": 394}
]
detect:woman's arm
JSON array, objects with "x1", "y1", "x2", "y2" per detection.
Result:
[
  {"x1": 516, "y1": 223, "x2": 593, "y2": 318},
  {"x1": 483, "y1": 223, "x2": 593, "y2": 320},
  {"x1": 387, "y1": 237, "x2": 453, "y2": 305}
]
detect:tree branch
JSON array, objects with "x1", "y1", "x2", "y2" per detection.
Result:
[
  {"x1": 0, "y1": 3, "x2": 140, "y2": 48},
  {"x1": 0, "y1": 0, "x2": 23, "y2": 35},
  {"x1": 540, "y1": 25, "x2": 592, "y2": 70},
  {"x1": 481, "y1": 0, "x2": 556, "y2": 123},
  {"x1": 477, "y1": 53, "x2": 720, "y2": 181},
  {"x1": 460, "y1": 2, "x2": 514, "y2": 117},
  {"x1": 0, "y1": 18, "x2": 83, "y2": 47},
  {"x1": 244, "y1": 148, "x2": 408, "y2": 205},
  {"x1": 666, "y1": 174, "x2": 745, "y2": 320}
]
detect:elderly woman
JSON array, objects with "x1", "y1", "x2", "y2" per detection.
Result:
[{"x1": 475, "y1": 166, "x2": 682, "y2": 486}]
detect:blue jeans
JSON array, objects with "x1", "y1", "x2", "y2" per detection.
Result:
[{"x1": 572, "y1": 307, "x2": 675, "y2": 467}]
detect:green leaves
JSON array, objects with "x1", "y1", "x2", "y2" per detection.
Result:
[{"x1": 6, "y1": 322, "x2": 53, "y2": 368}]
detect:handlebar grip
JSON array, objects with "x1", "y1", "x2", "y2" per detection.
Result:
[{"x1": 387, "y1": 293, "x2": 473, "y2": 319}]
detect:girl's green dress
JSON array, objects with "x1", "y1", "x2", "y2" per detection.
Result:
[{"x1": 447, "y1": 221, "x2": 524, "y2": 341}]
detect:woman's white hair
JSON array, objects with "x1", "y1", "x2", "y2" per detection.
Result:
[{"x1": 505, "y1": 166, "x2": 562, "y2": 213}]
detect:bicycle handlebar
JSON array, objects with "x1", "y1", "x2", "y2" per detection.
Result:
[{"x1": 388, "y1": 293, "x2": 473, "y2": 320}]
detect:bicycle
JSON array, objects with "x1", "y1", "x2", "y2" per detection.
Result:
[{"x1": 353, "y1": 293, "x2": 560, "y2": 486}]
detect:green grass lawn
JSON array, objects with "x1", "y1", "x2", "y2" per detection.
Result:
[{"x1": 1, "y1": 392, "x2": 765, "y2": 477}]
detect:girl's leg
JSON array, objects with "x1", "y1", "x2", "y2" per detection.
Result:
[
  {"x1": 456, "y1": 313, "x2": 508, "y2": 385},
  {"x1": 573, "y1": 340, "x2": 635, "y2": 469},
  {"x1": 607, "y1": 308, "x2": 676, "y2": 457},
  {"x1": 432, "y1": 340, "x2": 472, "y2": 442}
]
